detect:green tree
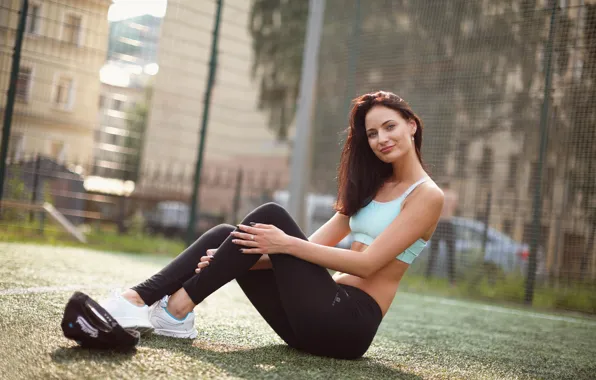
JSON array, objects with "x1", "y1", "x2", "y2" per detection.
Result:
[
  {"x1": 123, "y1": 86, "x2": 152, "y2": 182},
  {"x1": 248, "y1": 0, "x2": 308, "y2": 140}
]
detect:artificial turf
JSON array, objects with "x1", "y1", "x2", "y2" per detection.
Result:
[{"x1": 0, "y1": 243, "x2": 594, "y2": 379}]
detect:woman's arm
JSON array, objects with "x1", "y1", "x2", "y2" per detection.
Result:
[
  {"x1": 284, "y1": 185, "x2": 444, "y2": 277},
  {"x1": 285, "y1": 187, "x2": 443, "y2": 276},
  {"x1": 308, "y1": 212, "x2": 351, "y2": 246},
  {"x1": 250, "y1": 211, "x2": 350, "y2": 270}
]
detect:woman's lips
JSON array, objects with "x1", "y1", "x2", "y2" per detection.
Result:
[{"x1": 380, "y1": 145, "x2": 395, "y2": 153}]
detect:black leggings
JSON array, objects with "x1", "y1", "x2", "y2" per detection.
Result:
[{"x1": 132, "y1": 202, "x2": 382, "y2": 359}]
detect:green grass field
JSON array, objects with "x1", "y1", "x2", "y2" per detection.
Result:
[{"x1": 0, "y1": 243, "x2": 594, "y2": 380}]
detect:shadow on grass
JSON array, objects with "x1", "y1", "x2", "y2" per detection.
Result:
[
  {"x1": 51, "y1": 346, "x2": 137, "y2": 364},
  {"x1": 50, "y1": 336, "x2": 421, "y2": 379},
  {"x1": 143, "y1": 336, "x2": 422, "y2": 379}
]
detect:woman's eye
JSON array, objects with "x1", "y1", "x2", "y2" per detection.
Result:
[
  {"x1": 386, "y1": 124, "x2": 395, "y2": 130},
  {"x1": 368, "y1": 132, "x2": 377, "y2": 138}
]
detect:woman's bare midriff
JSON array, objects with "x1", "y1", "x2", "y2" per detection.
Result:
[{"x1": 333, "y1": 241, "x2": 409, "y2": 316}]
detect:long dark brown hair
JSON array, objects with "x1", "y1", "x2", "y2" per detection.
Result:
[{"x1": 335, "y1": 91, "x2": 426, "y2": 216}]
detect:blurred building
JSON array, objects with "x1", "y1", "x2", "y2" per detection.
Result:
[
  {"x1": 107, "y1": 14, "x2": 161, "y2": 67},
  {"x1": 95, "y1": 64, "x2": 152, "y2": 182},
  {"x1": 0, "y1": 0, "x2": 111, "y2": 165},
  {"x1": 94, "y1": 13, "x2": 163, "y2": 182},
  {"x1": 138, "y1": 0, "x2": 291, "y2": 216},
  {"x1": 441, "y1": 0, "x2": 596, "y2": 278}
]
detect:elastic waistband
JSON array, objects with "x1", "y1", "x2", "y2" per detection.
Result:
[{"x1": 338, "y1": 284, "x2": 383, "y2": 321}]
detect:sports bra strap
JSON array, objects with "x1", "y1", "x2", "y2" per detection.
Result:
[{"x1": 400, "y1": 177, "x2": 430, "y2": 200}]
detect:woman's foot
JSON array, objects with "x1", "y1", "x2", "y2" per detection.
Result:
[
  {"x1": 149, "y1": 295, "x2": 198, "y2": 339},
  {"x1": 99, "y1": 289, "x2": 153, "y2": 335}
]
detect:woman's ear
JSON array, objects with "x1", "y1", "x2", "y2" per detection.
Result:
[{"x1": 409, "y1": 119, "x2": 417, "y2": 135}]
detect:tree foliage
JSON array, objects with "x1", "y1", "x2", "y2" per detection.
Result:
[{"x1": 248, "y1": 0, "x2": 308, "y2": 140}]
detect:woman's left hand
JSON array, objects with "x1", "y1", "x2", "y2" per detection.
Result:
[{"x1": 231, "y1": 223, "x2": 291, "y2": 254}]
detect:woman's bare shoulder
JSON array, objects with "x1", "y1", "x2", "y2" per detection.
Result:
[{"x1": 405, "y1": 179, "x2": 444, "y2": 210}]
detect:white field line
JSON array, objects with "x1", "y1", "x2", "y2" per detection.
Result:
[
  {"x1": 0, "y1": 284, "x2": 117, "y2": 296},
  {"x1": 404, "y1": 292, "x2": 596, "y2": 325}
]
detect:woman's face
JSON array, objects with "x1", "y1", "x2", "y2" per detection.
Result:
[{"x1": 364, "y1": 105, "x2": 416, "y2": 163}]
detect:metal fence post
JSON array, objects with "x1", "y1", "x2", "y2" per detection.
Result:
[
  {"x1": 186, "y1": 0, "x2": 223, "y2": 246},
  {"x1": 29, "y1": 154, "x2": 41, "y2": 222},
  {"x1": 232, "y1": 168, "x2": 243, "y2": 224},
  {"x1": 0, "y1": 0, "x2": 28, "y2": 215},
  {"x1": 525, "y1": 0, "x2": 558, "y2": 305},
  {"x1": 481, "y1": 191, "x2": 492, "y2": 259},
  {"x1": 287, "y1": 0, "x2": 326, "y2": 229}
]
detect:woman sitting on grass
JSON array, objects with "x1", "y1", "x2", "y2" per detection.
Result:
[{"x1": 101, "y1": 91, "x2": 444, "y2": 360}]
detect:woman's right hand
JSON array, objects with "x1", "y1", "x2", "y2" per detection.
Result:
[{"x1": 196, "y1": 249, "x2": 216, "y2": 273}]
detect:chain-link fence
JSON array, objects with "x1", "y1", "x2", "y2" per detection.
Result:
[
  {"x1": 309, "y1": 0, "x2": 595, "y2": 312},
  {"x1": 0, "y1": 0, "x2": 287, "y2": 244},
  {"x1": 0, "y1": 0, "x2": 594, "y2": 314},
  {"x1": 251, "y1": 0, "x2": 595, "y2": 313}
]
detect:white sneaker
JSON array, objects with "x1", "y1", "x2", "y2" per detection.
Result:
[
  {"x1": 99, "y1": 290, "x2": 153, "y2": 335},
  {"x1": 149, "y1": 295, "x2": 198, "y2": 339}
]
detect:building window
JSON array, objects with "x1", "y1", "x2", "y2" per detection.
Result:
[
  {"x1": 27, "y1": 3, "x2": 42, "y2": 35},
  {"x1": 455, "y1": 141, "x2": 468, "y2": 178},
  {"x1": 53, "y1": 75, "x2": 74, "y2": 110},
  {"x1": 502, "y1": 219, "x2": 513, "y2": 236},
  {"x1": 478, "y1": 146, "x2": 494, "y2": 182},
  {"x1": 16, "y1": 66, "x2": 33, "y2": 102},
  {"x1": 10, "y1": 133, "x2": 25, "y2": 161},
  {"x1": 63, "y1": 13, "x2": 83, "y2": 45},
  {"x1": 507, "y1": 155, "x2": 518, "y2": 190},
  {"x1": 545, "y1": 166, "x2": 555, "y2": 198},
  {"x1": 50, "y1": 140, "x2": 66, "y2": 162},
  {"x1": 113, "y1": 99, "x2": 124, "y2": 111}
]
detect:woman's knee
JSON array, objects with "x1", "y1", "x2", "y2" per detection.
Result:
[
  {"x1": 247, "y1": 202, "x2": 292, "y2": 223},
  {"x1": 202, "y1": 223, "x2": 236, "y2": 241}
]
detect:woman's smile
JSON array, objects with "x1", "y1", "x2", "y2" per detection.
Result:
[{"x1": 380, "y1": 145, "x2": 395, "y2": 153}]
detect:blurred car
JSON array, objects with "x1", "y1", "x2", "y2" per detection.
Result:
[
  {"x1": 144, "y1": 201, "x2": 224, "y2": 239},
  {"x1": 420, "y1": 217, "x2": 545, "y2": 275}
]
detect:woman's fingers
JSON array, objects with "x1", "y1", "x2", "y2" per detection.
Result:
[
  {"x1": 240, "y1": 248, "x2": 264, "y2": 254},
  {"x1": 196, "y1": 253, "x2": 215, "y2": 273},
  {"x1": 232, "y1": 239, "x2": 259, "y2": 247},
  {"x1": 230, "y1": 231, "x2": 257, "y2": 241},
  {"x1": 250, "y1": 223, "x2": 272, "y2": 229},
  {"x1": 195, "y1": 260, "x2": 210, "y2": 273}
]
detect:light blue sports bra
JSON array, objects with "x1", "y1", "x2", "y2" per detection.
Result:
[{"x1": 349, "y1": 177, "x2": 429, "y2": 264}]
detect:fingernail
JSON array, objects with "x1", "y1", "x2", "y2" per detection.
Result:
[
  {"x1": 208, "y1": 255, "x2": 215, "y2": 259},
  {"x1": 195, "y1": 269, "x2": 201, "y2": 273},
  {"x1": 249, "y1": 222, "x2": 256, "y2": 226},
  {"x1": 240, "y1": 249, "x2": 245, "y2": 253}
]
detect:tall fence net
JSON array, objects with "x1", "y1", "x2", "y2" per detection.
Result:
[
  {"x1": 0, "y1": 0, "x2": 594, "y2": 314},
  {"x1": 309, "y1": 0, "x2": 595, "y2": 311}
]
